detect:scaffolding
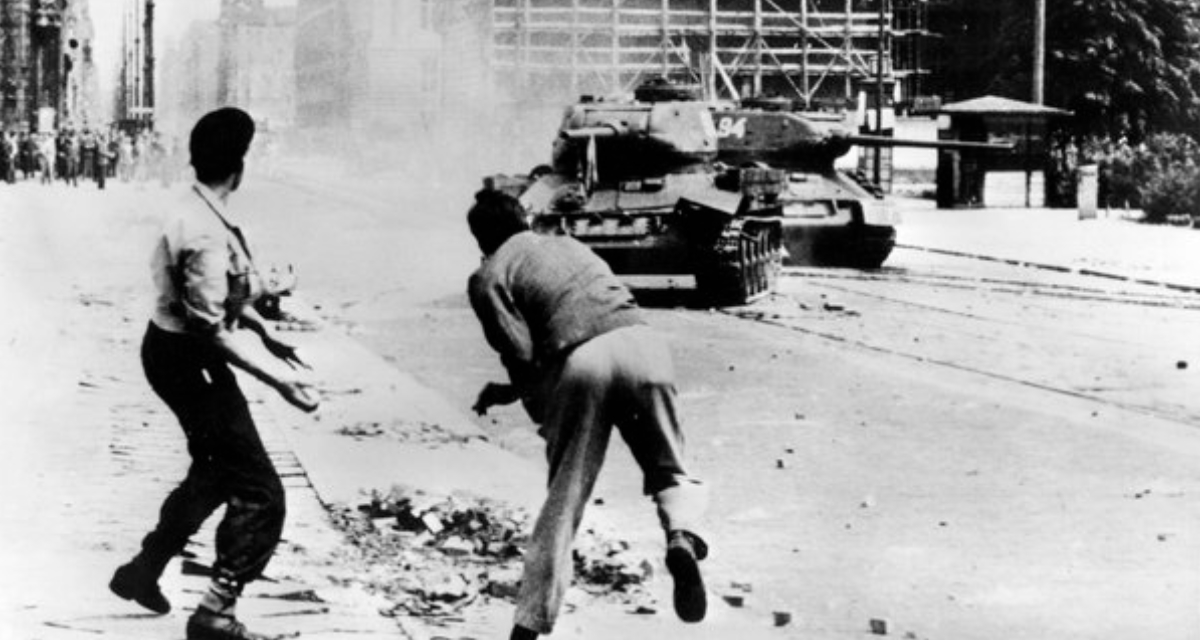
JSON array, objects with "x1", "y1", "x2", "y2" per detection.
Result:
[{"x1": 487, "y1": 0, "x2": 929, "y2": 109}]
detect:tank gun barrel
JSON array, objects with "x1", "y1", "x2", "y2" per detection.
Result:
[{"x1": 843, "y1": 134, "x2": 1013, "y2": 152}]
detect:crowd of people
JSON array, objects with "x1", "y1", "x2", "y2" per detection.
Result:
[{"x1": 0, "y1": 127, "x2": 185, "y2": 189}]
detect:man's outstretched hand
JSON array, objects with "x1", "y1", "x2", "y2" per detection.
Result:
[
  {"x1": 264, "y1": 335, "x2": 310, "y2": 370},
  {"x1": 472, "y1": 382, "x2": 520, "y2": 416}
]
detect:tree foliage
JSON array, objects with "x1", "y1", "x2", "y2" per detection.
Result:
[{"x1": 926, "y1": 0, "x2": 1200, "y2": 140}]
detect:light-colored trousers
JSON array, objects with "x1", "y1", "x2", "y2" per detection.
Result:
[{"x1": 514, "y1": 325, "x2": 708, "y2": 634}]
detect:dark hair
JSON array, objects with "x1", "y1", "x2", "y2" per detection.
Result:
[
  {"x1": 467, "y1": 189, "x2": 529, "y2": 254},
  {"x1": 190, "y1": 107, "x2": 255, "y2": 184}
]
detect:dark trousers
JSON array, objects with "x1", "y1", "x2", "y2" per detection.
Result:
[{"x1": 135, "y1": 322, "x2": 285, "y2": 587}]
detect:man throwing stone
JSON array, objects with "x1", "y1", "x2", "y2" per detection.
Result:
[{"x1": 466, "y1": 188, "x2": 710, "y2": 640}]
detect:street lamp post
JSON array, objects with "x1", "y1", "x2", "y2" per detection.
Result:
[
  {"x1": 873, "y1": 0, "x2": 887, "y2": 185},
  {"x1": 1032, "y1": 0, "x2": 1045, "y2": 104}
]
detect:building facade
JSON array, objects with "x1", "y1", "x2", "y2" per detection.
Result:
[
  {"x1": 156, "y1": 20, "x2": 219, "y2": 136},
  {"x1": 153, "y1": 0, "x2": 295, "y2": 137},
  {"x1": 1, "y1": 0, "x2": 99, "y2": 132},
  {"x1": 440, "y1": 0, "x2": 930, "y2": 109},
  {"x1": 217, "y1": 0, "x2": 296, "y2": 130},
  {"x1": 295, "y1": 0, "x2": 440, "y2": 133}
]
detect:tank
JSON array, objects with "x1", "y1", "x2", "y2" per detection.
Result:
[
  {"x1": 713, "y1": 101, "x2": 1009, "y2": 268},
  {"x1": 482, "y1": 82, "x2": 786, "y2": 306}
]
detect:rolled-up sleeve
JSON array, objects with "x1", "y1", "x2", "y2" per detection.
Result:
[{"x1": 178, "y1": 231, "x2": 229, "y2": 331}]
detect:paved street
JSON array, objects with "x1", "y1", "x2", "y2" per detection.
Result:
[
  {"x1": 0, "y1": 174, "x2": 797, "y2": 640},
  {"x1": 3, "y1": 168, "x2": 1200, "y2": 640}
]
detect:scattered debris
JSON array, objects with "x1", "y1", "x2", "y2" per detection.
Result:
[
  {"x1": 723, "y1": 594, "x2": 745, "y2": 608},
  {"x1": 870, "y1": 618, "x2": 889, "y2": 635},
  {"x1": 1177, "y1": 360, "x2": 1188, "y2": 370},
  {"x1": 338, "y1": 422, "x2": 386, "y2": 439},
  {"x1": 261, "y1": 590, "x2": 326, "y2": 603},
  {"x1": 773, "y1": 610, "x2": 792, "y2": 626},
  {"x1": 483, "y1": 566, "x2": 523, "y2": 599},
  {"x1": 335, "y1": 419, "x2": 475, "y2": 445},
  {"x1": 573, "y1": 532, "x2": 653, "y2": 595},
  {"x1": 328, "y1": 485, "x2": 652, "y2": 620}
]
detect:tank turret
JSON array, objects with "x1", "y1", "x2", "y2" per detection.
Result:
[
  {"x1": 714, "y1": 108, "x2": 1009, "y2": 171},
  {"x1": 551, "y1": 99, "x2": 719, "y2": 183},
  {"x1": 711, "y1": 105, "x2": 1011, "y2": 268}
]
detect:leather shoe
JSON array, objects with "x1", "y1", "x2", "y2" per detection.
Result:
[
  {"x1": 109, "y1": 562, "x2": 171, "y2": 614},
  {"x1": 665, "y1": 530, "x2": 707, "y2": 623},
  {"x1": 187, "y1": 608, "x2": 276, "y2": 640}
]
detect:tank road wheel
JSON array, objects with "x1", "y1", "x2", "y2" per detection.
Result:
[{"x1": 694, "y1": 219, "x2": 782, "y2": 306}]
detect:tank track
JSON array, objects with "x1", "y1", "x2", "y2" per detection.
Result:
[{"x1": 695, "y1": 218, "x2": 782, "y2": 305}]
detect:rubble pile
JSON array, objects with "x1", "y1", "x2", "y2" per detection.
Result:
[
  {"x1": 571, "y1": 531, "x2": 654, "y2": 596},
  {"x1": 326, "y1": 485, "x2": 655, "y2": 620},
  {"x1": 327, "y1": 485, "x2": 530, "y2": 618}
]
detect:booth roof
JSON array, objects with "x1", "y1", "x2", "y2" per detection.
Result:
[{"x1": 939, "y1": 95, "x2": 1072, "y2": 116}]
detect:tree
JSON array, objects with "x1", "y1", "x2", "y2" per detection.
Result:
[{"x1": 927, "y1": 0, "x2": 1200, "y2": 140}]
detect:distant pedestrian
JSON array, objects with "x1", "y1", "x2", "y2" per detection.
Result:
[
  {"x1": 37, "y1": 132, "x2": 55, "y2": 184},
  {"x1": 81, "y1": 129, "x2": 98, "y2": 180},
  {"x1": 118, "y1": 133, "x2": 133, "y2": 182},
  {"x1": 466, "y1": 189, "x2": 710, "y2": 640},
  {"x1": 94, "y1": 132, "x2": 110, "y2": 190},
  {"x1": 0, "y1": 131, "x2": 14, "y2": 183},
  {"x1": 109, "y1": 107, "x2": 319, "y2": 640}
]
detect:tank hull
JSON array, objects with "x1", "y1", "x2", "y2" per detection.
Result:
[
  {"x1": 523, "y1": 173, "x2": 783, "y2": 304},
  {"x1": 781, "y1": 219, "x2": 895, "y2": 268}
]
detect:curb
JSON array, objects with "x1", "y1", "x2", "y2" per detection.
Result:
[{"x1": 895, "y1": 243, "x2": 1200, "y2": 295}]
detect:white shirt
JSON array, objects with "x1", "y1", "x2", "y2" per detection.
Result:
[{"x1": 149, "y1": 183, "x2": 262, "y2": 334}]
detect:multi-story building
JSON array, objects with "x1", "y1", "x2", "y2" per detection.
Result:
[
  {"x1": 1, "y1": 0, "x2": 99, "y2": 131},
  {"x1": 292, "y1": 1, "x2": 932, "y2": 172},
  {"x1": 294, "y1": 0, "x2": 440, "y2": 133},
  {"x1": 61, "y1": 0, "x2": 100, "y2": 128},
  {"x1": 114, "y1": 0, "x2": 154, "y2": 131},
  {"x1": 156, "y1": 19, "x2": 219, "y2": 137},
  {"x1": 296, "y1": 1, "x2": 930, "y2": 127},
  {"x1": 438, "y1": 0, "x2": 930, "y2": 109},
  {"x1": 154, "y1": 0, "x2": 295, "y2": 136},
  {"x1": 217, "y1": 0, "x2": 296, "y2": 130}
]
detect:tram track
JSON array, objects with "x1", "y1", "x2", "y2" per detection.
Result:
[
  {"x1": 783, "y1": 266, "x2": 1200, "y2": 312},
  {"x1": 713, "y1": 264, "x2": 1200, "y2": 428}
]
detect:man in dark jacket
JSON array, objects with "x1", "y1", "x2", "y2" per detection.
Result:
[{"x1": 467, "y1": 189, "x2": 710, "y2": 640}]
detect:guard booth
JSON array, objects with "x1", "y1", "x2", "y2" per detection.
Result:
[
  {"x1": 935, "y1": 96, "x2": 1071, "y2": 208},
  {"x1": 854, "y1": 78, "x2": 898, "y2": 192}
]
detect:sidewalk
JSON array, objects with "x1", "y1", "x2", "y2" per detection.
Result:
[
  {"x1": 894, "y1": 199, "x2": 1200, "y2": 293},
  {"x1": 0, "y1": 182, "x2": 409, "y2": 640},
  {"x1": 0, "y1": 180, "x2": 800, "y2": 640}
]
